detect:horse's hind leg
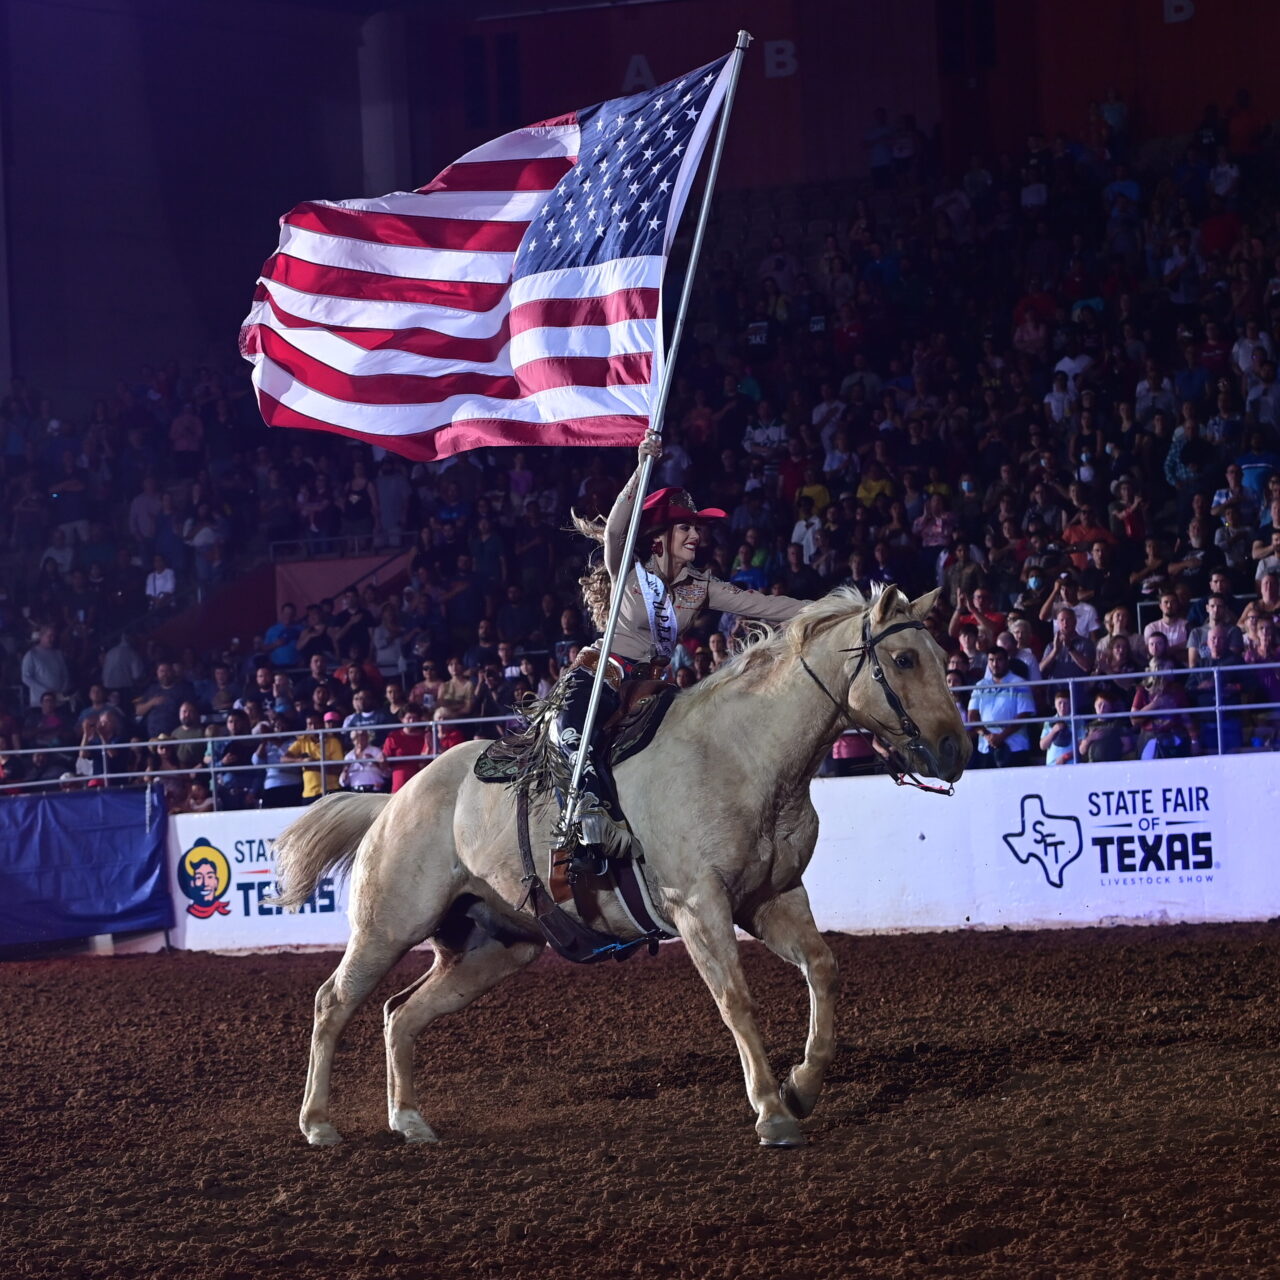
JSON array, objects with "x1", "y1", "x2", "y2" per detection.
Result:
[
  {"x1": 300, "y1": 928, "x2": 416, "y2": 1146},
  {"x1": 384, "y1": 905, "x2": 542, "y2": 1143},
  {"x1": 749, "y1": 885, "x2": 838, "y2": 1121}
]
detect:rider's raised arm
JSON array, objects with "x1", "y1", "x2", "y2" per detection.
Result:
[
  {"x1": 603, "y1": 434, "x2": 662, "y2": 580},
  {"x1": 603, "y1": 462, "x2": 644, "y2": 582},
  {"x1": 706, "y1": 576, "x2": 809, "y2": 625}
]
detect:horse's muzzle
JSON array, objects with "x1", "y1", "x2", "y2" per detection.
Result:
[{"x1": 917, "y1": 733, "x2": 968, "y2": 783}]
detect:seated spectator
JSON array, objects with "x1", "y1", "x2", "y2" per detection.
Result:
[
  {"x1": 1039, "y1": 688, "x2": 1076, "y2": 765},
  {"x1": 967, "y1": 647, "x2": 1036, "y2": 768}
]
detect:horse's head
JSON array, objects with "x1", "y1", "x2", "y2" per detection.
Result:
[{"x1": 841, "y1": 586, "x2": 971, "y2": 784}]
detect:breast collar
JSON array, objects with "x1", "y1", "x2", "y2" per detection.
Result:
[{"x1": 800, "y1": 612, "x2": 954, "y2": 796}]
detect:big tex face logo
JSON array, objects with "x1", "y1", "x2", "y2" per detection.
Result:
[
  {"x1": 177, "y1": 838, "x2": 232, "y2": 918},
  {"x1": 1003, "y1": 795, "x2": 1083, "y2": 888}
]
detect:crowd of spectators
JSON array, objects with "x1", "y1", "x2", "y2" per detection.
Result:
[{"x1": 3, "y1": 87, "x2": 1280, "y2": 800}]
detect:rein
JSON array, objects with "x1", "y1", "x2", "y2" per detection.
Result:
[{"x1": 801, "y1": 612, "x2": 955, "y2": 797}]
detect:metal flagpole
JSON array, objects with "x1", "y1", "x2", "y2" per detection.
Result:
[{"x1": 562, "y1": 30, "x2": 754, "y2": 831}]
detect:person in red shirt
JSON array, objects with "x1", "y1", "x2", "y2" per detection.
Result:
[
  {"x1": 381, "y1": 706, "x2": 431, "y2": 793},
  {"x1": 1062, "y1": 501, "x2": 1116, "y2": 570},
  {"x1": 948, "y1": 585, "x2": 1007, "y2": 648}
]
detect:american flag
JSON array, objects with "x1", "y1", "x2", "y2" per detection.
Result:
[{"x1": 241, "y1": 55, "x2": 733, "y2": 461}]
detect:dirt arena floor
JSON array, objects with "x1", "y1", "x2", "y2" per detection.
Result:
[{"x1": 4, "y1": 921, "x2": 1280, "y2": 1278}]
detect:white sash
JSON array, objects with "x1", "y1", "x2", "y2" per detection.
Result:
[{"x1": 635, "y1": 562, "x2": 678, "y2": 659}]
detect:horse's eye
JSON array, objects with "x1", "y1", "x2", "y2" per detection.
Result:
[{"x1": 894, "y1": 653, "x2": 915, "y2": 670}]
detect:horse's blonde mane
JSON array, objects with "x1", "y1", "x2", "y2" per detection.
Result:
[{"x1": 686, "y1": 583, "x2": 896, "y2": 703}]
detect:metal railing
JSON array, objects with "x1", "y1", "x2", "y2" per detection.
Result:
[
  {"x1": 0, "y1": 713, "x2": 513, "y2": 803},
  {"x1": 936, "y1": 657, "x2": 1280, "y2": 763}
]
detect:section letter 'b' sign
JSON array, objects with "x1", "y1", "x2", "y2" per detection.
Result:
[{"x1": 1003, "y1": 795, "x2": 1083, "y2": 889}]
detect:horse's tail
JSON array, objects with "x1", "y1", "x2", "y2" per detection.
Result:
[{"x1": 268, "y1": 792, "x2": 392, "y2": 910}]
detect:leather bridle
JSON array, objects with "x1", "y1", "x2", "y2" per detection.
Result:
[{"x1": 800, "y1": 612, "x2": 955, "y2": 796}]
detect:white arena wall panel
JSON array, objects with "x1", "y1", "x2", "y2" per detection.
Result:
[{"x1": 163, "y1": 753, "x2": 1280, "y2": 950}]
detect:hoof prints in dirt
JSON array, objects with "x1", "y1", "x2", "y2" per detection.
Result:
[{"x1": 4, "y1": 922, "x2": 1280, "y2": 1278}]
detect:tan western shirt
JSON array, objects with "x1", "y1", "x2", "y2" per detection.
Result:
[{"x1": 599, "y1": 463, "x2": 808, "y2": 663}]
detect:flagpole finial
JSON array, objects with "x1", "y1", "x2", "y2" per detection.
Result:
[{"x1": 735, "y1": 30, "x2": 753, "y2": 49}]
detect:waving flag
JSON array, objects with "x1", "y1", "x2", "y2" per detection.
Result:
[{"x1": 241, "y1": 55, "x2": 733, "y2": 461}]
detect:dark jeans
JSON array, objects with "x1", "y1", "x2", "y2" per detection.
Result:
[
  {"x1": 975, "y1": 744, "x2": 1032, "y2": 769},
  {"x1": 261, "y1": 785, "x2": 303, "y2": 808},
  {"x1": 555, "y1": 664, "x2": 621, "y2": 810}
]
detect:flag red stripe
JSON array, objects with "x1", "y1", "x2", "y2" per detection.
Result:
[
  {"x1": 417, "y1": 157, "x2": 575, "y2": 195},
  {"x1": 257, "y1": 389, "x2": 646, "y2": 461},
  {"x1": 252, "y1": 287, "x2": 658, "y2": 362},
  {"x1": 509, "y1": 288, "x2": 660, "y2": 335},
  {"x1": 285, "y1": 202, "x2": 529, "y2": 253},
  {"x1": 256, "y1": 326, "x2": 652, "y2": 405},
  {"x1": 251, "y1": 291, "x2": 514, "y2": 363},
  {"x1": 262, "y1": 253, "x2": 507, "y2": 311}
]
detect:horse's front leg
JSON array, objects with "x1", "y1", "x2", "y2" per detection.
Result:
[
  {"x1": 749, "y1": 885, "x2": 838, "y2": 1121},
  {"x1": 672, "y1": 887, "x2": 805, "y2": 1147}
]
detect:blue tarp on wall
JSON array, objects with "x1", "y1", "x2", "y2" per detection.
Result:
[{"x1": 0, "y1": 788, "x2": 173, "y2": 945}]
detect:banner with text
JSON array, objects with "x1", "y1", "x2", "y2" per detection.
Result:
[
  {"x1": 167, "y1": 808, "x2": 349, "y2": 951},
  {"x1": 805, "y1": 752, "x2": 1280, "y2": 932},
  {"x1": 164, "y1": 753, "x2": 1280, "y2": 948}
]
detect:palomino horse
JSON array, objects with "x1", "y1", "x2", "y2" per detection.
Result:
[{"x1": 273, "y1": 585, "x2": 969, "y2": 1148}]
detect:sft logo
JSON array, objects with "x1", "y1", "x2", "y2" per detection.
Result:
[{"x1": 1003, "y1": 795, "x2": 1083, "y2": 888}]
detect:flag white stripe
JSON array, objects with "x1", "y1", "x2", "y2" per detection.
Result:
[
  {"x1": 254, "y1": 354, "x2": 648, "y2": 434},
  {"x1": 509, "y1": 257, "x2": 662, "y2": 305},
  {"x1": 453, "y1": 123, "x2": 580, "y2": 165},
  {"x1": 253, "y1": 318, "x2": 658, "y2": 378},
  {"x1": 277, "y1": 223, "x2": 514, "y2": 284},
  {"x1": 306, "y1": 190, "x2": 548, "y2": 223}
]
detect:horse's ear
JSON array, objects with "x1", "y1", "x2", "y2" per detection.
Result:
[
  {"x1": 870, "y1": 585, "x2": 901, "y2": 623},
  {"x1": 907, "y1": 588, "x2": 941, "y2": 622}
]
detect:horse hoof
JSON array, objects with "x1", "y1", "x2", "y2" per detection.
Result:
[
  {"x1": 757, "y1": 1117, "x2": 806, "y2": 1148},
  {"x1": 391, "y1": 1110, "x2": 440, "y2": 1144},
  {"x1": 304, "y1": 1122, "x2": 342, "y2": 1147},
  {"x1": 781, "y1": 1072, "x2": 817, "y2": 1120}
]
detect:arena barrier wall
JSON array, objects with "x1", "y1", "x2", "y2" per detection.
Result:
[
  {"x1": 0, "y1": 789, "x2": 172, "y2": 946},
  {"x1": 162, "y1": 752, "x2": 1280, "y2": 950}
]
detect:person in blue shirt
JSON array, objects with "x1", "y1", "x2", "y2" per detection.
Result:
[
  {"x1": 968, "y1": 647, "x2": 1036, "y2": 768},
  {"x1": 264, "y1": 602, "x2": 302, "y2": 669}
]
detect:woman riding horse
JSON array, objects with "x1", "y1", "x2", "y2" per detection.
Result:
[{"x1": 557, "y1": 432, "x2": 808, "y2": 867}]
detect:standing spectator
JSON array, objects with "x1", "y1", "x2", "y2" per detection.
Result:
[
  {"x1": 145, "y1": 554, "x2": 176, "y2": 611},
  {"x1": 20, "y1": 626, "x2": 71, "y2": 709},
  {"x1": 264, "y1": 602, "x2": 302, "y2": 669},
  {"x1": 101, "y1": 632, "x2": 146, "y2": 695},
  {"x1": 968, "y1": 647, "x2": 1036, "y2": 768},
  {"x1": 382, "y1": 706, "x2": 429, "y2": 793},
  {"x1": 340, "y1": 727, "x2": 388, "y2": 793},
  {"x1": 282, "y1": 710, "x2": 345, "y2": 803},
  {"x1": 1039, "y1": 688, "x2": 1076, "y2": 765},
  {"x1": 132, "y1": 662, "x2": 189, "y2": 739}
]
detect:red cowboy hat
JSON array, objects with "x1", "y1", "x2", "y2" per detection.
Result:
[{"x1": 639, "y1": 487, "x2": 726, "y2": 531}]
